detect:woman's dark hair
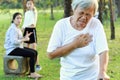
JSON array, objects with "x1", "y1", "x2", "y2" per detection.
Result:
[{"x1": 11, "y1": 12, "x2": 22, "y2": 23}]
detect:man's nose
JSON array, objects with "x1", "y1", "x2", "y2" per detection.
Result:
[{"x1": 81, "y1": 15, "x2": 87, "y2": 19}]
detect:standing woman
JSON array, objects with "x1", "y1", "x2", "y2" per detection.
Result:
[
  {"x1": 4, "y1": 12, "x2": 42, "y2": 78},
  {"x1": 22, "y1": 0, "x2": 41, "y2": 71}
]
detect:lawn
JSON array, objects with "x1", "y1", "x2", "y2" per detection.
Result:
[{"x1": 0, "y1": 9, "x2": 120, "y2": 80}]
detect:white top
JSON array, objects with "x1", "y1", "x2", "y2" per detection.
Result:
[
  {"x1": 22, "y1": 9, "x2": 37, "y2": 29},
  {"x1": 47, "y1": 17, "x2": 109, "y2": 80},
  {"x1": 4, "y1": 23, "x2": 23, "y2": 55}
]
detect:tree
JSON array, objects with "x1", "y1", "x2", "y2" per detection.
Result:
[
  {"x1": 109, "y1": 0, "x2": 115, "y2": 40},
  {"x1": 64, "y1": 0, "x2": 72, "y2": 17},
  {"x1": 50, "y1": 0, "x2": 54, "y2": 20},
  {"x1": 98, "y1": 0, "x2": 104, "y2": 23}
]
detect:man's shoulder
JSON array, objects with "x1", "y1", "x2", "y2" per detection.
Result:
[{"x1": 58, "y1": 17, "x2": 70, "y2": 21}]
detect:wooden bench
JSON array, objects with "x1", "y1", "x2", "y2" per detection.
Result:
[{"x1": 3, "y1": 55, "x2": 29, "y2": 76}]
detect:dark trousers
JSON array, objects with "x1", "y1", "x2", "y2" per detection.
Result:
[{"x1": 8, "y1": 47, "x2": 38, "y2": 73}]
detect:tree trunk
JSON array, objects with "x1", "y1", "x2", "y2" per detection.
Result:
[
  {"x1": 110, "y1": 0, "x2": 115, "y2": 40},
  {"x1": 98, "y1": 0, "x2": 103, "y2": 23},
  {"x1": 50, "y1": 1, "x2": 54, "y2": 20},
  {"x1": 64, "y1": 0, "x2": 72, "y2": 17}
]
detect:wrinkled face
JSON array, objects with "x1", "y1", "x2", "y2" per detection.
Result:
[
  {"x1": 73, "y1": 5, "x2": 94, "y2": 28},
  {"x1": 26, "y1": 1, "x2": 34, "y2": 10},
  {"x1": 13, "y1": 15, "x2": 22, "y2": 26}
]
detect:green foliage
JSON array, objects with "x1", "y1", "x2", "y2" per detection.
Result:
[
  {"x1": 0, "y1": 0, "x2": 64, "y2": 9},
  {"x1": 0, "y1": 0, "x2": 19, "y2": 9},
  {"x1": 0, "y1": 9, "x2": 120, "y2": 80}
]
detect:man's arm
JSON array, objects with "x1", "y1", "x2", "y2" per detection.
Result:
[
  {"x1": 98, "y1": 51, "x2": 110, "y2": 80},
  {"x1": 47, "y1": 33, "x2": 92, "y2": 59}
]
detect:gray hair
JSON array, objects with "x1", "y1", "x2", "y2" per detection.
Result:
[{"x1": 71, "y1": 0, "x2": 98, "y2": 15}]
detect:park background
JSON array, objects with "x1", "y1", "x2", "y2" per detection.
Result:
[{"x1": 0, "y1": 0, "x2": 120, "y2": 80}]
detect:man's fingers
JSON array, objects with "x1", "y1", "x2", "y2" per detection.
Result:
[
  {"x1": 82, "y1": 33, "x2": 89, "y2": 38},
  {"x1": 87, "y1": 35, "x2": 93, "y2": 42}
]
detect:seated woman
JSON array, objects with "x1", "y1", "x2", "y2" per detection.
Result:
[{"x1": 4, "y1": 12, "x2": 42, "y2": 78}]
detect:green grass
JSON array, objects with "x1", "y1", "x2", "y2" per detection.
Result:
[{"x1": 0, "y1": 9, "x2": 120, "y2": 80}]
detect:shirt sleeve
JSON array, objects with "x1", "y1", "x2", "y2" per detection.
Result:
[
  {"x1": 94, "y1": 20, "x2": 109, "y2": 55},
  {"x1": 10, "y1": 28, "x2": 22, "y2": 45},
  {"x1": 47, "y1": 20, "x2": 63, "y2": 53}
]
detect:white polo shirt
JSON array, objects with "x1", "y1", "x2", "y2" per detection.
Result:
[{"x1": 47, "y1": 17, "x2": 109, "y2": 80}]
